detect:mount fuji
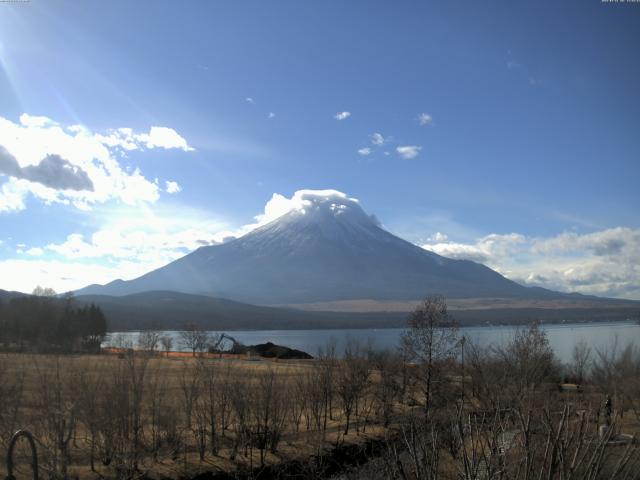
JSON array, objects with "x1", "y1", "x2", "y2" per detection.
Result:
[{"x1": 76, "y1": 190, "x2": 569, "y2": 305}]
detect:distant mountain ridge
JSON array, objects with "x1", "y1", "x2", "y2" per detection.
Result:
[
  {"x1": 74, "y1": 190, "x2": 590, "y2": 305},
  {"x1": 2, "y1": 289, "x2": 637, "y2": 331},
  {"x1": 73, "y1": 290, "x2": 408, "y2": 330}
]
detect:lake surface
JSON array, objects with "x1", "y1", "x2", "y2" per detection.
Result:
[{"x1": 107, "y1": 321, "x2": 640, "y2": 363}]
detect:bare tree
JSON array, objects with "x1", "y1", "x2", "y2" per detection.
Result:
[
  {"x1": 250, "y1": 369, "x2": 290, "y2": 466},
  {"x1": 569, "y1": 339, "x2": 592, "y2": 383},
  {"x1": 77, "y1": 362, "x2": 105, "y2": 472},
  {"x1": 200, "y1": 360, "x2": 220, "y2": 455},
  {"x1": 372, "y1": 349, "x2": 402, "y2": 427},
  {"x1": 179, "y1": 323, "x2": 210, "y2": 357},
  {"x1": 228, "y1": 374, "x2": 250, "y2": 461},
  {"x1": 337, "y1": 339, "x2": 370, "y2": 435},
  {"x1": 33, "y1": 356, "x2": 77, "y2": 478},
  {"x1": 592, "y1": 339, "x2": 640, "y2": 420},
  {"x1": 178, "y1": 359, "x2": 202, "y2": 430},
  {"x1": 493, "y1": 322, "x2": 556, "y2": 407},
  {"x1": 401, "y1": 295, "x2": 458, "y2": 419},
  {"x1": 216, "y1": 363, "x2": 234, "y2": 440},
  {"x1": 382, "y1": 409, "x2": 441, "y2": 480},
  {"x1": 289, "y1": 373, "x2": 308, "y2": 436},
  {"x1": 138, "y1": 330, "x2": 162, "y2": 354},
  {"x1": 0, "y1": 355, "x2": 24, "y2": 449},
  {"x1": 146, "y1": 362, "x2": 169, "y2": 462},
  {"x1": 317, "y1": 338, "x2": 338, "y2": 429},
  {"x1": 125, "y1": 351, "x2": 150, "y2": 474},
  {"x1": 160, "y1": 335, "x2": 174, "y2": 357},
  {"x1": 303, "y1": 369, "x2": 325, "y2": 432}
]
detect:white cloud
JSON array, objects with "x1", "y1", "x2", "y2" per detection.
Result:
[
  {"x1": 19, "y1": 114, "x2": 53, "y2": 128},
  {"x1": 96, "y1": 126, "x2": 193, "y2": 152},
  {"x1": 139, "y1": 127, "x2": 193, "y2": 151},
  {"x1": 421, "y1": 228, "x2": 640, "y2": 299},
  {"x1": 245, "y1": 97, "x2": 255, "y2": 104},
  {"x1": 334, "y1": 111, "x2": 351, "y2": 121},
  {"x1": 0, "y1": 205, "x2": 232, "y2": 292},
  {"x1": 428, "y1": 232, "x2": 448, "y2": 242},
  {"x1": 268, "y1": 112, "x2": 276, "y2": 119},
  {"x1": 0, "y1": 180, "x2": 27, "y2": 212},
  {"x1": 165, "y1": 181, "x2": 181, "y2": 194},
  {"x1": 0, "y1": 114, "x2": 193, "y2": 211},
  {"x1": 357, "y1": 147, "x2": 372, "y2": 156},
  {"x1": 44, "y1": 205, "x2": 231, "y2": 261},
  {"x1": 370, "y1": 132, "x2": 385, "y2": 145},
  {"x1": 418, "y1": 113, "x2": 433, "y2": 126},
  {"x1": 396, "y1": 145, "x2": 422, "y2": 159},
  {"x1": 423, "y1": 233, "x2": 525, "y2": 264},
  {"x1": 532, "y1": 228, "x2": 636, "y2": 257},
  {"x1": 0, "y1": 258, "x2": 159, "y2": 295}
]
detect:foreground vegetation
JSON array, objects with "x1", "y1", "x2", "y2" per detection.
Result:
[{"x1": 0, "y1": 297, "x2": 639, "y2": 479}]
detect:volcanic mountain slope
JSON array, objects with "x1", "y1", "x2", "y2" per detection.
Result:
[{"x1": 76, "y1": 190, "x2": 570, "y2": 305}]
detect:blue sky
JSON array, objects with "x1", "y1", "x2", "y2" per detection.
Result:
[{"x1": 0, "y1": 0, "x2": 639, "y2": 298}]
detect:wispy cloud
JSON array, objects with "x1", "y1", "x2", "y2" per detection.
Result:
[
  {"x1": 357, "y1": 147, "x2": 372, "y2": 156},
  {"x1": 95, "y1": 126, "x2": 193, "y2": 151},
  {"x1": 396, "y1": 145, "x2": 422, "y2": 159},
  {"x1": 506, "y1": 51, "x2": 538, "y2": 87},
  {"x1": 245, "y1": 97, "x2": 255, "y2": 104},
  {"x1": 268, "y1": 112, "x2": 276, "y2": 119},
  {"x1": 370, "y1": 132, "x2": 385, "y2": 145},
  {"x1": 165, "y1": 181, "x2": 181, "y2": 194},
  {"x1": 334, "y1": 111, "x2": 351, "y2": 121},
  {"x1": 417, "y1": 113, "x2": 433, "y2": 126}
]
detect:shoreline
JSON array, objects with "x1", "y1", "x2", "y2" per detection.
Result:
[{"x1": 105, "y1": 317, "x2": 639, "y2": 333}]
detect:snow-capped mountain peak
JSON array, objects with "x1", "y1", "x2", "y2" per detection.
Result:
[{"x1": 75, "y1": 189, "x2": 555, "y2": 305}]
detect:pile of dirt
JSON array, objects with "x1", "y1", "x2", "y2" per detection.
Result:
[{"x1": 231, "y1": 341, "x2": 313, "y2": 360}]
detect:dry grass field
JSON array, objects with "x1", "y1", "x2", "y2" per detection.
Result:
[
  {"x1": 1, "y1": 319, "x2": 640, "y2": 479},
  {"x1": 0, "y1": 351, "x2": 392, "y2": 479}
]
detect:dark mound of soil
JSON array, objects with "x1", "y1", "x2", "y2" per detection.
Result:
[
  {"x1": 252, "y1": 342, "x2": 313, "y2": 359},
  {"x1": 232, "y1": 341, "x2": 313, "y2": 359}
]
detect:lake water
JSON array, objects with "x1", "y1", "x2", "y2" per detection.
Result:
[{"x1": 107, "y1": 321, "x2": 640, "y2": 364}]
